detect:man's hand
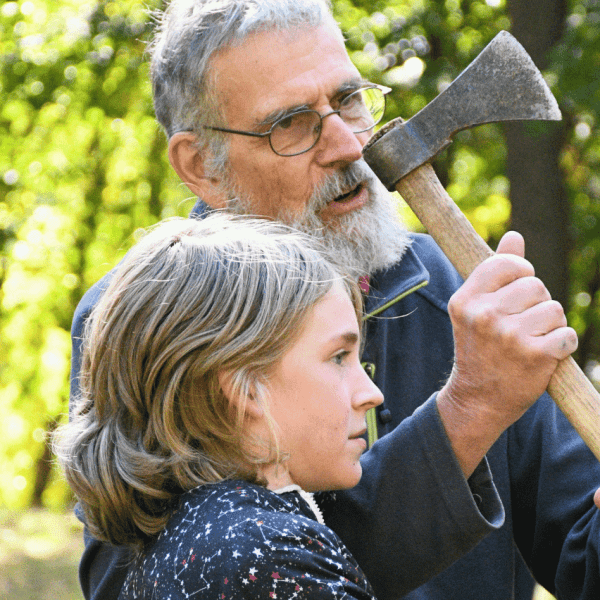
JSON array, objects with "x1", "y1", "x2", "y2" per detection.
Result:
[{"x1": 437, "y1": 231, "x2": 578, "y2": 477}]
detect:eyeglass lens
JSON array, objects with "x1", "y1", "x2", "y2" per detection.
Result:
[{"x1": 270, "y1": 87, "x2": 385, "y2": 156}]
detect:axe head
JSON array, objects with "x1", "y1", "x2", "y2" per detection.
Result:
[{"x1": 363, "y1": 31, "x2": 561, "y2": 190}]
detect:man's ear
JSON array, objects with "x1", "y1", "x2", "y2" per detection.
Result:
[
  {"x1": 168, "y1": 132, "x2": 228, "y2": 208},
  {"x1": 218, "y1": 370, "x2": 264, "y2": 419}
]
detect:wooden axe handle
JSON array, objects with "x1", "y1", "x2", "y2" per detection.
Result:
[{"x1": 397, "y1": 163, "x2": 600, "y2": 462}]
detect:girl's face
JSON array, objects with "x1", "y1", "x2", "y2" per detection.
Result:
[{"x1": 263, "y1": 281, "x2": 383, "y2": 492}]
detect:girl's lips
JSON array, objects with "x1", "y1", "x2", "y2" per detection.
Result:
[
  {"x1": 349, "y1": 428, "x2": 367, "y2": 440},
  {"x1": 318, "y1": 184, "x2": 368, "y2": 221},
  {"x1": 352, "y1": 437, "x2": 367, "y2": 451}
]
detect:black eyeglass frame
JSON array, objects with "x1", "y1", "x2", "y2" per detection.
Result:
[{"x1": 203, "y1": 84, "x2": 392, "y2": 157}]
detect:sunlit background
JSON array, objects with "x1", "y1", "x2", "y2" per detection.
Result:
[{"x1": 2, "y1": 0, "x2": 600, "y2": 597}]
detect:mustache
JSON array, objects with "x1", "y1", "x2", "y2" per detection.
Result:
[{"x1": 309, "y1": 158, "x2": 376, "y2": 211}]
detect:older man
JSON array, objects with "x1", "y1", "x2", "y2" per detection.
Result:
[{"x1": 71, "y1": 1, "x2": 599, "y2": 599}]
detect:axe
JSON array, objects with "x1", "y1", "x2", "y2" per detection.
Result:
[{"x1": 363, "y1": 30, "x2": 600, "y2": 462}]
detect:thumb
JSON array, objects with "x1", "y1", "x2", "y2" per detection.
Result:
[{"x1": 496, "y1": 231, "x2": 525, "y2": 258}]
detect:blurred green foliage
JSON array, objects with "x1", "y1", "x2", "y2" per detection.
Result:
[
  {"x1": 0, "y1": 0, "x2": 192, "y2": 509},
  {"x1": 0, "y1": 0, "x2": 599, "y2": 510}
]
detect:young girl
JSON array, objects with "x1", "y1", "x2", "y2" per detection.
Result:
[{"x1": 55, "y1": 213, "x2": 382, "y2": 599}]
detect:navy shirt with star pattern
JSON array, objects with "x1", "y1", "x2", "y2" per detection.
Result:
[{"x1": 118, "y1": 479, "x2": 377, "y2": 599}]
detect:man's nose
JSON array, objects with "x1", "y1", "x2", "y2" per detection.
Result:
[{"x1": 314, "y1": 112, "x2": 366, "y2": 167}]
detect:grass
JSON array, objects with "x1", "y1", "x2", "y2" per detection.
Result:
[{"x1": 0, "y1": 508, "x2": 84, "y2": 600}]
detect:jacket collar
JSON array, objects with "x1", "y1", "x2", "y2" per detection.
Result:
[
  {"x1": 189, "y1": 200, "x2": 430, "y2": 318},
  {"x1": 190, "y1": 199, "x2": 211, "y2": 219},
  {"x1": 364, "y1": 238, "x2": 430, "y2": 320}
]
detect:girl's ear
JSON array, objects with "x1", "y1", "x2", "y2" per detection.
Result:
[
  {"x1": 168, "y1": 132, "x2": 228, "y2": 208},
  {"x1": 217, "y1": 370, "x2": 264, "y2": 419}
]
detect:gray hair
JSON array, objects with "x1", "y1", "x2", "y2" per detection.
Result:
[
  {"x1": 55, "y1": 213, "x2": 360, "y2": 548},
  {"x1": 149, "y1": 0, "x2": 338, "y2": 174}
]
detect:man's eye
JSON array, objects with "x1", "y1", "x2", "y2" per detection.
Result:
[
  {"x1": 339, "y1": 89, "x2": 362, "y2": 107},
  {"x1": 276, "y1": 115, "x2": 295, "y2": 130},
  {"x1": 341, "y1": 90, "x2": 367, "y2": 112},
  {"x1": 341, "y1": 91, "x2": 358, "y2": 104}
]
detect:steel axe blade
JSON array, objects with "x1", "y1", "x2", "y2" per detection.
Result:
[{"x1": 364, "y1": 30, "x2": 561, "y2": 190}]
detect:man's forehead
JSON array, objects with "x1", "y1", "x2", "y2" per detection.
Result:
[{"x1": 212, "y1": 22, "x2": 361, "y2": 126}]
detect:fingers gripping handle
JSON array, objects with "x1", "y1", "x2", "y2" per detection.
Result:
[{"x1": 397, "y1": 163, "x2": 600, "y2": 462}]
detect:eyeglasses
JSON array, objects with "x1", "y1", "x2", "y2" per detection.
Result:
[{"x1": 204, "y1": 84, "x2": 391, "y2": 157}]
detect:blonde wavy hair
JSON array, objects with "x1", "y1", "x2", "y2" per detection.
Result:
[{"x1": 55, "y1": 213, "x2": 361, "y2": 548}]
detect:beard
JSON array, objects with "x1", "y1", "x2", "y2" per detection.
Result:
[{"x1": 222, "y1": 159, "x2": 411, "y2": 280}]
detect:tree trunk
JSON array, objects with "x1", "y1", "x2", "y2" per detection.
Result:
[
  {"x1": 31, "y1": 418, "x2": 59, "y2": 507},
  {"x1": 505, "y1": 0, "x2": 570, "y2": 308}
]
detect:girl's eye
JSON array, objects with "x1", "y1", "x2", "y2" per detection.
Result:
[{"x1": 332, "y1": 351, "x2": 350, "y2": 366}]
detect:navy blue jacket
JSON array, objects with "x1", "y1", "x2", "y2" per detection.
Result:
[
  {"x1": 330, "y1": 232, "x2": 600, "y2": 600},
  {"x1": 70, "y1": 201, "x2": 600, "y2": 599}
]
